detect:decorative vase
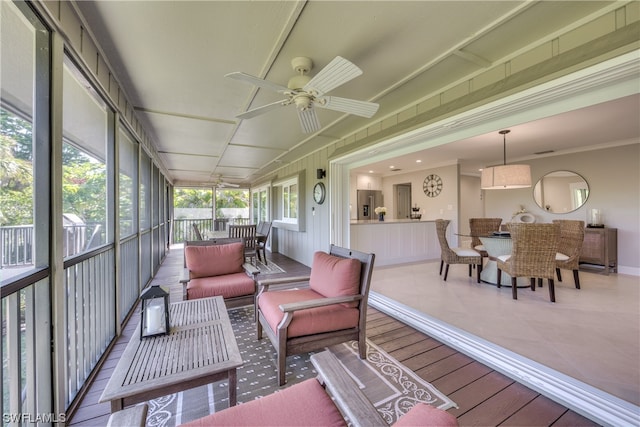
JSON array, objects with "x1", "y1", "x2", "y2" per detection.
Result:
[{"x1": 378, "y1": 214, "x2": 384, "y2": 221}]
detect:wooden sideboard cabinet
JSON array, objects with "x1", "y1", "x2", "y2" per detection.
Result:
[{"x1": 580, "y1": 227, "x2": 617, "y2": 274}]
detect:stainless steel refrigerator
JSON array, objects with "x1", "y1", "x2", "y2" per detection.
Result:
[{"x1": 356, "y1": 190, "x2": 384, "y2": 220}]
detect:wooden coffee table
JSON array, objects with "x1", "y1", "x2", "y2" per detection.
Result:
[{"x1": 100, "y1": 296, "x2": 242, "y2": 412}]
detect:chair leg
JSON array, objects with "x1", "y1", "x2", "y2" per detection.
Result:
[
  {"x1": 358, "y1": 334, "x2": 367, "y2": 359},
  {"x1": 497, "y1": 269, "x2": 502, "y2": 288},
  {"x1": 573, "y1": 269, "x2": 580, "y2": 289},
  {"x1": 476, "y1": 263, "x2": 482, "y2": 283},
  {"x1": 511, "y1": 277, "x2": 518, "y2": 300},
  {"x1": 468, "y1": 264, "x2": 472, "y2": 277},
  {"x1": 277, "y1": 351, "x2": 287, "y2": 386},
  {"x1": 556, "y1": 268, "x2": 562, "y2": 282},
  {"x1": 443, "y1": 264, "x2": 450, "y2": 281},
  {"x1": 548, "y1": 279, "x2": 556, "y2": 302},
  {"x1": 256, "y1": 316, "x2": 263, "y2": 339},
  {"x1": 530, "y1": 278, "x2": 536, "y2": 291},
  {"x1": 538, "y1": 278, "x2": 543, "y2": 288},
  {"x1": 439, "y1": 260, "x2": 444, "y2": 275}
]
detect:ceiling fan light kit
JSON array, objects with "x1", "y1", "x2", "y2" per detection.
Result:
[
  {"x1": 226, "y1": 56, "x2": 379, "y2": 133},
  {"x1": 481, "y1": 130, "x2": 532, "y2": 190}
]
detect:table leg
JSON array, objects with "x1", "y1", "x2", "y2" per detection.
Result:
[
  {"x1": 228, "y1": 368, "x2": 237, "y2": 406},
  {"x1": 111, "y1": 399, "x2": 124, "y2": 413}
]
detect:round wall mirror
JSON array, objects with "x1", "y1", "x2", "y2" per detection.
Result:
[{"x1": 533, "y1": 170, "x2": 589, "y2": 213}]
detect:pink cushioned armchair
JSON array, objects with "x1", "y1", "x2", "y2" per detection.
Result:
[
  {"x1": 256, "y1": 245, "x2": 375, "y2": 385},
  {"x1": 180, "y1": 238, "x2": 260, "y2": 308}
]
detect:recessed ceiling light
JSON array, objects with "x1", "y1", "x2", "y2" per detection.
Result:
[
  {"x1": 368, "y1": 170, "x2": 374, "y2": 173},
  {"x1": 389, "y1": 165, "x2": 395, "y2": 169},
  {"x1": 416, "y1": 160, "x2": 422, "y2": 163}
]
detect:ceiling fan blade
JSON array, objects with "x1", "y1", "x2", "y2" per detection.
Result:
[
  {"x1": 220, "y1": 182, "x2": 240, "y2": 188},
  {"x1": 303, "y1": 56, "x2": 362, "y2": 96},
  {"x1": 236, "y1": 99, "x2": 288, "y2": 120},
  {"x1": 317, "y1": 96, "x2": 379, "y2": 118},
  {"x1": 297, "y1": 108, "x2": 321, "y2": 133},
  {"x1": 225, "y1": 72, "x2": 289, "y2": 93}
]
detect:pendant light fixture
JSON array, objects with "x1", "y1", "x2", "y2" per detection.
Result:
[{"x1": 480, "y1": 130, "x2": 531, "y2": 190}]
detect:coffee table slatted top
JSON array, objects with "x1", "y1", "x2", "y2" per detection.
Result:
[{"x1": 101, "y1": 296, "x2": 242, "y2": 404}]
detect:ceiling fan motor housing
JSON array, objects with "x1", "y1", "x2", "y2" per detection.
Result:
[{"x1": 291, "y1": 56, "x2": 313, "y2": 74}]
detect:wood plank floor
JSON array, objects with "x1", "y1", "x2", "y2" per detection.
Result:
[{"x1": 68, "y1": 246, "x2": 598, "y2": 426}]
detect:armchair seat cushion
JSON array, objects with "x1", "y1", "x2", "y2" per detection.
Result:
[
  {"x1": 187, "y1": 272, "x2": 255, "y2": 300},
  {"x1": 452, "y1": 247, "x2": 481, "y2": 257},
  {"x1": 181, "y1": 378, "x2": 346, "y2": 426},
  {"x1": 259, "y1": 288, "x2": 359, "y2": 338}
]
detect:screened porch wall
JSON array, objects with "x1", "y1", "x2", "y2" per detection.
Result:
[{"x1": 1, "y1": 0, "x2": 174, "y2": 420}]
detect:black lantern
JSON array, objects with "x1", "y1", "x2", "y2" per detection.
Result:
[{"x1": 140, "y1": 285, "x2": 170, "y2": 339}]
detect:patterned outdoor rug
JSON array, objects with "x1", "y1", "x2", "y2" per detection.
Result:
[
  {"x1": 254, "y1": 259, "x2": 285, "y2": 275},
  {"x1": 145, "y1": 306, "x2": 456, "y2": 426}
]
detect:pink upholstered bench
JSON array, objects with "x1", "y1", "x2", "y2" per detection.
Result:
[{"x1": 180, "y1": 239, "x2": 259, "y2": 308}]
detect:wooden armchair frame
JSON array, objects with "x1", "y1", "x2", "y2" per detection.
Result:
[
  {"x1": 180, "y1": 238, "x2": 259, "y2": 308},
  {"x1": 256, "y1": 245, "x2": 375, "y2": 385}
]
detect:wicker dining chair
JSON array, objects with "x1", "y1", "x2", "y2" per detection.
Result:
[
  {"x1": 553, "y1": 219, "x2": 585, "y2": 289},
  {"x1": 469, "y1": 218, "x2": 502, "y2": 260},
  {"x1": 436, "y1": 219, "x2": 482, "y2": 282},
  {"x1": 496, "y1": 223, "x2": 560, "y2": 302}
]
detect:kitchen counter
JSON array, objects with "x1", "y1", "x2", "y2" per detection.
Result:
[
  {"x1": 350, "y1": 218, "x2": 429, "y2": 224},
  {"x1": 350, "y1": 219, "x2": 438, "y2": 266}
]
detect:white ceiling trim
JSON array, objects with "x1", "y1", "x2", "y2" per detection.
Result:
[{"x1": 336, "y1": 50, "x2": 640, "y2": 169}]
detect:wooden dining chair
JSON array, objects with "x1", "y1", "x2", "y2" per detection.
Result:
[
  {"x1": 228, "y1": 224, "x2": 257, "y2": 266},
  {"x1": 435, "y1": 219, "x2": 483, "y2": 282},
  {"x1": 192, "y1": 223, "x2": 203, "y2": 240},
  {"x1": 553, "y1": 219, "x2": 585, "y2": 289},
  {"x1": 469, "y1": 218, "x2": 502, "y2": 261},
  {"x1": 256, "y1": 221, "x2": 272, "y2": 265},
  {"x1": 496, "y1": 223, "x2": 560, "y2": 302}
]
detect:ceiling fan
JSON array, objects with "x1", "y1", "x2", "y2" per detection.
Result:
[
  {"x1": 212, "y1": 176, "x2": 239, "y2": 188},
  {"x1": 225, "y1": 56, "x2": 379, "y2": 133}
]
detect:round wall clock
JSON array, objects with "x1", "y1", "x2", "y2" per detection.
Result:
[
  {"x1": 313, "y1": 182, "x2": 326, "y2": 204},
  {"x1": 423, "y1": 174, "x2": 443, "y2": 197}
]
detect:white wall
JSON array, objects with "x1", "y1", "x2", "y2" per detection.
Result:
[{"x1": 483, "y1": 142, "x2": 639, "y2": 274}]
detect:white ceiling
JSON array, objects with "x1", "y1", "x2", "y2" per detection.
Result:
[{"x1": 74, "y1": 1, "x2": 639, "y2": 186}]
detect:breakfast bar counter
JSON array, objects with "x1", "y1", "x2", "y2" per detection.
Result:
[{"x1": 350, "y1": 219, "x2": 438, "y2": 266}]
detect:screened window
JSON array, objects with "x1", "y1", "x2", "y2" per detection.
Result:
[
  {"x1": 119, "y1": 126, "x2": 137, "y2": 238},
  {"x1": 62, "y1": 58, "x2": 108, "y2": 257},
  {"x1": 0, "y1": 1, "x2": 49, "y2": 279},
  {"x1": 140, "y1": 150, "x2": 151, "y2": 230}
]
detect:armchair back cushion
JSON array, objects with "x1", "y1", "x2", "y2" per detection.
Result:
[
  {"x1": 309, "y1": 251, "x2": 361, "y2": 298},
  {"x1": 185, "y1": 242, "x2": 244, "y2": 278}
]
